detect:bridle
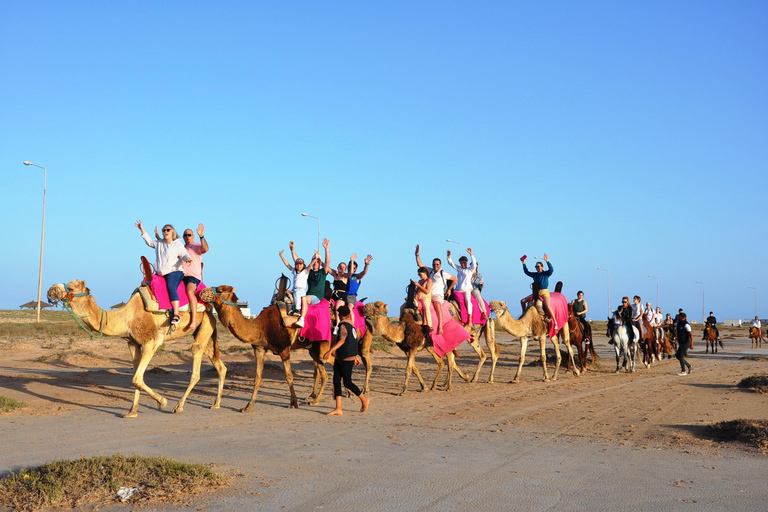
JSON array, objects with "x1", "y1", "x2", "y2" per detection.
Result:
[{"x1": 58, "y1": 283, "x2": 108, "y2": 340}]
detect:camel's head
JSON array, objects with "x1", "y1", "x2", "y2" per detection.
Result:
[
  {"x1": 199, "y1": 285, "x2": 238, "y2": 306},
  {"x1": 374, "y1": 301, "x2": 389, "y2": 316},
  {"x1": 362, "y1": 302, "x2": 375, "y2": 319},
  {"x1": 47, "y1": 280, "x2": 88, "y2": 305},
  {"x1": 488, "y1": 300, "x2": 506, "y2": 314}
]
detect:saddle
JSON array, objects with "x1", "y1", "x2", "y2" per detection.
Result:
[{"x1": 138, "y1": 256, "x2": 206, "y2": 313}]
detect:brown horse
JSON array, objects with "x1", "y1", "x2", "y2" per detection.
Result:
[
  {"x1": 749, "y1": 327, "x2": 764, "y2": 349},
  {"x1": 705, "y1": 325, "x2": 719, "y2": 354},
  {"x1": 566, "y1": 304, "x2": 598, "y2": 373}
]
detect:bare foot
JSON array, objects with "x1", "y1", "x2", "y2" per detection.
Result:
[
  {"x1": 327, "y1": 409, "x2": 344, "y2": 416},
  {"x1": 184, "y1": 321, "x2": 197, "y2": 332},
  {"x1": 360, "y1": 396, "x2": 370, "y2": 413}
]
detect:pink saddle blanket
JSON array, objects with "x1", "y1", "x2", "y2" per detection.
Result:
[
  {"x1": 452, "y1": 293, "x2": 489, "y2": 325},
  {"x1": 299, "y1": 299, "x2": 332, "y2": 342},
  {"x1": 150, "y1": 274, "x2": 206, "y2": 310},
  {"x1": 418, "y1": 300, "x2": 471, "y2": 358},
  {"x1": 548, "y1": 292, "x2": 569, "y2": 339}
]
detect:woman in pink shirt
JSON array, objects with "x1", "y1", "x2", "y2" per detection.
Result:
[{"x1": 182, "y1": 224, "x2": 209, "y2": 331}]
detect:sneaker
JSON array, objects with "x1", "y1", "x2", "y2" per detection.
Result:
[
  {"x1": 677, "y1": 372, "x2": 688, "y2": 376},
  {"x1": 295, "y1": 317, "x2": 305, "y2": 328}
]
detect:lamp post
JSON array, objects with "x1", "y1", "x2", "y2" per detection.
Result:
[
  {"x1": 648, "y1": 275, "x2": 659, "y2": 308},
  {"x1": 696, "y1": 280, "x2": 705, "y2": 324},
  {"x1": 748, "y1": 286, "x2": 758, "y2": 318},
  {"x1": 301, "y1": 213, "x2": 320, "y2": 253},
  {"x1": 23, "y1": 161, "x2": 47, "y2": 323},
  {"x1": 597, "y1": 267, "x2": 610, "y2": 315},
  {"x1": 446, "y1": 238, "x2": 462, "y2": 255}
]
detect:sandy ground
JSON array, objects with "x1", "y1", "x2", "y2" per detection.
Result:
[{"x1": 1, "y1": 316, "x2": 767, "y2": 511}]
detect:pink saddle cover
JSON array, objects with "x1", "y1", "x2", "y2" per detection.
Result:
[
  {"x1": 548, "y1": 292, "x2": 569, "y2": 339},
  {"x1": 352, "y1": 302, "x2": 367, "y2": 339},
  {"x1": 453, "y1": 293, "x2": 489, "y2": 325},
  {"x1": 150, "y1": 274, "x2": 206, "y2": 310},
  {"x1": 418, "y1": 300, "x2": 471, "y2": 358},
  {"x1": 300, "y1": 299, "x2": 332, "y2": 342}
]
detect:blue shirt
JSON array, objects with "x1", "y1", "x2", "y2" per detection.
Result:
[{"x1": 523, "y1": 261, "x2": 553, "y2": 290}]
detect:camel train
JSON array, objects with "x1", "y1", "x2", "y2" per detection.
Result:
[{"x1": 49, "y1": 262, "x2": 722, "y2": 419}]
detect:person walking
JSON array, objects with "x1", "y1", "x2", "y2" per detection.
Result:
[
  {"x1": 675, "y1": 312, "x2": 693, "y2": 376},
  {"x1": 323, "y1": 304, "x2": 370, "y2": 415},
  {"x1": 181, "y1": 224, "x2": 208, "y2": 331}
]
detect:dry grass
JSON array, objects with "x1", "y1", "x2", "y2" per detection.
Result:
[
  {"x1": 737, "y1": 374, "x2": 768, "y2": 394},
  {"x1": 0, "y1": 454, "x2": 225, "y2": 511},
  {"x1": 0, "y1": 396, "x2": 27, "y2": 414},
  {"x1": 740, "y1": 355, "x2": 768, "y2": 362},
  {"x1": 709, "y1": 419, "x2": 768, "y2": 450}
]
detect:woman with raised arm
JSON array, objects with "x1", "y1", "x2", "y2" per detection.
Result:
[
  {"x1": 279, "y1": 241, "x2": 308, "y2": 314},
  {"x1": 522, "y1": 253, "x2": 557, "y2": 330},
  {"x1": 136, "y1": 220, "x2": 191, "y2": 325}
]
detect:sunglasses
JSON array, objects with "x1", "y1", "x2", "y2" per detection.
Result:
[
  {"x1": 162, "y1": 228, "x2": 172, "y2": 232},
  {"x1": 183, "y1": 233, "x2": 194, "y2": 237}
]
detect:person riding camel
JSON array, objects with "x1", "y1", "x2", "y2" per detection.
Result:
[
  {"x1": 522, "y1": 254, "x2": 557, "y2": 331},
  {"x1": 447, "y1": 248, "x2": 487, "y2": 322}
]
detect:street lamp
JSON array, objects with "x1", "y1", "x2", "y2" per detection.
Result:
[
  {"x1": 446, "y1": 238, "x2": 462, "y2": 254},
  {"x1": 23, "y1": 161, "x2": 47, "y2": 323},
  {"x1": 300, "y1": 213, "x2": 320, "y2": 253},
  {"x1": 748, "y1": 286, "x2": 758, "y2": 318},
  {"x1": 696, "y1": 280, "x2": 705, "y2": 324},
  {"x1": 648, "y1": 275, "x2": 659, "y2": 308},
  {"x1": 597, "y1": 267, "x2": 610, "y2": 315}
]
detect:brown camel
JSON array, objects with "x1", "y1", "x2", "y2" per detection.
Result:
[
  {"x1": 566, "y1": 303, "x2": 599, "y2": 373},
  {"x1": 279, "y1": 305, "x2": 374, "y2": 404},
  {"x1": 47, "y1": 280, "x2": 226, "y2": 418},
  {"x1": 363, "y1": 301, "x2": 471, "y2": 394},
  {"x1": 200, "y1": 286, "x2": 299, "y2": 411},
  {"x1": 489, "y1": 300, "x2": 580, "y2": 383}
]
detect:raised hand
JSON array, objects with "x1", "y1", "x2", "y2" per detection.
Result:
[
  {"x1": 467, "y1": 248, "x2": 473, "y2": 256},
  {"x1": 364, "y1": 254, "x2": 373, "y2": 264},
  {"x1": 197, "y1": 223, "x2": 205, "y2": 237},
  {"x1": 415, "y1": 244, "x2": 420, "y2": 256},
  {"x1": 322, "y1": 238, "x2": 329, "y2": 249},
  {"x1": 135, "y1": 220, "x2": 144, "y2": 232},
  {"x1": 544, "y1": 253, "x2": 549, "y2": 262},
  {"x1": 447, "y1": 250, "x2": 452, "y2": 258}
]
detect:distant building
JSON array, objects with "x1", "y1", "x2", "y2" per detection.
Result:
[{"x1": 724, "y1": 319, "x2": 742, "y2": 326}]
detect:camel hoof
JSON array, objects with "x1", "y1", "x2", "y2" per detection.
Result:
[
  {"x1": 241, "y1": 404, "x2": 255, "y2": 413},
  {"x1": 172, "y1": 403, "x2": 183, "y2": 414},
  {"x1": 158, "y1": 396, "x2": 168, "y2": 410},
  {"x1": 123, "y1": 410, "x2": 138, "y2": 418},
  {"x1": 290, "y1": 400, "x2": 300, "y2": 409},
  {"x1": 398, "y1": 390, "x2": 408, "y2": 396},
  {"x1": 209, "y1": 402, "x2": 220, "y2": 410}
]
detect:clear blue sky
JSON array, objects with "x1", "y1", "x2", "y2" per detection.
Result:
[{"x1": 2, "y1": 1, "x2": 766, "y2": 322}]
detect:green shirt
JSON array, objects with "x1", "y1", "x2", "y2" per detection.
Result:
[{"x1": 307, "y1": 269, "x2": 329, "y2": 299}]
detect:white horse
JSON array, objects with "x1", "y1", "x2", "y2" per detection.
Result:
[{"x1": 609, "y1": 311, "x2": 639, "y2": 373}]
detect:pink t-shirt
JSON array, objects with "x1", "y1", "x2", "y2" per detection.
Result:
[{"x1": 183, "y1": 243, "x2": 204, "y2": 280}]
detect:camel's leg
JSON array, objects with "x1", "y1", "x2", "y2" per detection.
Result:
[
  {"x1": 125, "y1": 341, "x2": 143, "y2": 417},
  {"x1": 444, "y1": 352, "x2": 454, "y2": 391},
  {"x1": 563, "y1": 334, "x2": 580, "y2": 377},
  {"x1": 307, "y1": 358, "x2": 328, "y2": 405},
  {"x1": 174, "y1": 329, "x2": 221, "y2": 413},
  {"x1": 466, "y1": 333, "x2": 486, "y2": 383},
  {"x1": 550, "y1": 336, "x2": 562, "y2": 381},
  {"x1": 540, "y1": 335, "x2": 551, "y2": 382},
  {"x1": 125, "y1": 340, "x2": 166, "y2": 418},
  {"x1": 202, "y1": 329, "x2": 226, "y2": 410},
  {"x1": 241, "y1": 346, "x2": 266, "y2": 413},
  {"x1": 512, "y1": 337, "x2": 529, "y2": 383},
  {"x1": 485, "y1": 322, "x2": 498, "y2": 383},
  {"x1": 360, "y1": 333, "x2": 373, "y2": 395},
  {"x1": 400, "y1": 351, "x2": 419, "y2": 395},
  {"x1": 427, "y1": 346, "x2": 444, "y2": 391},
  {"x1": 451, "y1": 349, "x2": 471, "y2": 384},
  {"x1": 279, "y1": 347, "x2": 299, "y2": 409}
]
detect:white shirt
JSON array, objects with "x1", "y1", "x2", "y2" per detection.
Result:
[
  {"x1": 430, "y1": 269, "x2": 451, "y2": 296},
  {"x1": 292, "y1": 268, "x2": 309, "y2": 290},
  {"x1": 447, "y1": 254, "x2": 477, "y2": 292},
  {"x1": 754, "y1": 319, "x2": 761, "y2": 328},
  {"x1": 654, "y1": 312, "x2": 663, "y2": 326},
  {"x1": 645, "y1": 308, "x2": 654, "y2": 324},
  {"x1": 142, "y1": 232, "x2": 190, "y2": 276}
]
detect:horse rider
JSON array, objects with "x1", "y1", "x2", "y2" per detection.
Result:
[
  {"x1": 571, "y1": 291, "x2": 591, "y2": 340},
  {"x1": 703, "y1": 311, "x2": 721, "y2": 346}
]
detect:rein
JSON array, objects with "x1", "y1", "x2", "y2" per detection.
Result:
[
  {"x1": 211, "y1": 289, "x2": 239, "y2": 308},
  {"x1": 60, "y1": 284, "x2": 108, "y2": 340}
]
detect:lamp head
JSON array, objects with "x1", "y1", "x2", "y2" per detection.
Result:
[{"x1": 23, "y1": 161, "x2": 32, "y2": 165}]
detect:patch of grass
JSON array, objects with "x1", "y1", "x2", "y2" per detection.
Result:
[
  {"x1": 0, "y1": 396, "x2": 27, "y2": 413},
  {"x1": 0, "y1": 322, "x2": 88, "y2": 338},
  {"x1": 34, "y1": 350, "x2": 106, "y2": 363},
  {"x1": 222, "y1": 344, "x2": 252, "y2": 354},
  {"x1": 737, "y1": 374, "x2": 768, "y2": 394},
  {"x1": 740, "y1": 355, "x2": 768, "y2": 362},
  {"x1": 0, "y1": 454, "x2": 225, "y2": 511},
  {"x1": 709, "y1": 419, "x2": 768, "y2": 450}
]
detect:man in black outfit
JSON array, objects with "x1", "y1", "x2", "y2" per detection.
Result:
[
  {"x1": 676, "y1": 312, "x2": 693, "y2": 376},
  {"x1": 703, "y1": 311, "x2": 721, "y2": 346}
]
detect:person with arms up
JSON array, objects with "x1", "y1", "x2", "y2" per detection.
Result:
[
  {"x1": 415, "y1": 245, "x2": 457, "y2": 335},
  {"x1": 448, "y1": 247, "x2": 487, "y2": 321},
  {"x1": 136, "y1": 220, "x2": 191, "y2": 326},
  {"x1": 295, "y1": 239, "x2": 331, "y2": 329},
  {"x1": 522, "y1": 254, "x2": 557, "y2": 330},
  {"x1": 279, "y1": 241, "x2": 309, "y2": 314},
  {"x1": 181, "y1": 224, "x2": 208, "y2": 331}
]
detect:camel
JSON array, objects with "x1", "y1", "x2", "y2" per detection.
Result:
[
  {"x1": 447, "y1": 301, "x2": 499, "y2": 383},
  {"x1": 488, "y1": 300, "x2": 580, "y2": 383},
  {"x1": 200, "y1": 286, "x2": 299, "y2": 411},
  {"x1": 566, "y1": 304, "x2": 598, "y2": 373},
  {"x1": 363, "y1": 301, "x2": 472, "y2": 394},
  {"x1": 47, "y1": 280, "x2": 226, "y2": 418},
  {"x1": 280, "y1": 305, "x2": 374, "y2": 404},
  {"x1": 749, "y1": 327, "x2": 764, "y2": 349}
]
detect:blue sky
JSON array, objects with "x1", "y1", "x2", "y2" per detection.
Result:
[{"x1": 2, "y1": 1, "x2": 766, "y2": 322}]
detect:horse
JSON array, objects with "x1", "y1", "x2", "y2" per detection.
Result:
[
  {"x1": 705, "y1": 325, "x2": 719, "y2": 354},
  {"x1": 609, "y1": 311, "x2": 639, "y2": 373},
  {"x1": 566, "y1": 304, "x2": 598, "y2": 373},
  {"x1": 749, "y1": 327, "x2": 763, "y2": 349}
]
